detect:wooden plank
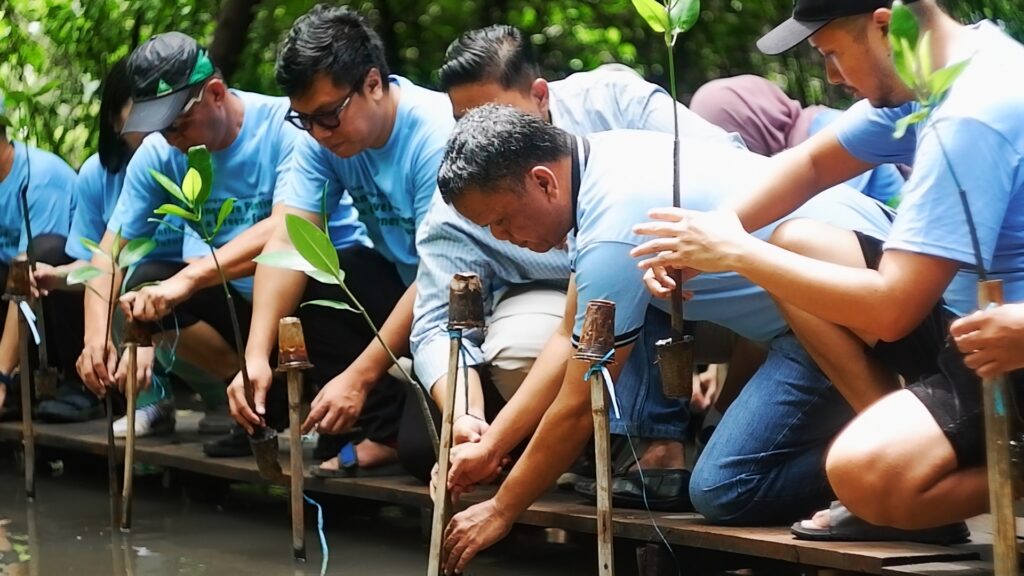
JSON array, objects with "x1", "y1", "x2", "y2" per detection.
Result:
[{"x1": 0, "y1": 419, "x2": 983, "y2": 574}]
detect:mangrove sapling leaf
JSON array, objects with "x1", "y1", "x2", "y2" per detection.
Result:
[
  {"x1": 182, "y1": 168, "x2": 203, "y2": 205},
  {"x1": 149, "y1": 169, "x2": 188, "y2": 206},
  {"x1": 67, "y1": 265, "x2": 104, "y2": 286},
  {"x1": 214, "y1": 197, "x2": 236, "y2": 237},
  {"x1": 187, "y1": 146, "x2": 214, "y2": 209},
  {"x1": 154, "y1": 203, "x2": 199, "y2": 222},
  {"x1": 632, "y1": 0, "x2": 668, "y2": 33},
  {"x1": 254, "y1": 250, "x2": 340, "y2": 285},
  {"x1": 285, "y1": 214, "x2": 340, "y2": 279},
  {"x1": 929, "y1": 60, "x2": 971, "y2": 101},
  {"x1": 668, "y1": 0, "x2": 700, "y2": 43},
  {"x1": 80, "y1": 237, "x2": 110, "y2": 260},
  {"x1": 301, "y1": 299, "x2": 356, "y2": 313},
  {"x1": 117, "y1": 238, "x2": 156, "y2": 269},
  {"x1": 147, "y1": 218, "x2": 186, "y2": 235},
  {"x1": 893, "y1": 109, "x2": 931, "y2": 139}
]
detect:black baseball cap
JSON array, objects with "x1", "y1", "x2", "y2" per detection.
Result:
[
  {"x1": 757, "y1": 0, "x2": 917, "y2": 55},
  {"x1": 122, "y1": 32, "x2": 216, "y2": 133}
]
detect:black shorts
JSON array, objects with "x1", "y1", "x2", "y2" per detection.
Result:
[{"x1": 856, "y1": 232, "x2": 1024, "y2": 468}]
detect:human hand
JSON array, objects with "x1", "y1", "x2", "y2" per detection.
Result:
[
  {"x1": 632, "y1": 208, "x2": 754, "y2": 274},
  {"x1": 119, "y1": 276, "x2": 192, "y2": 322},
  {"x1": 443, "y1": 499, "x2": 514, "y2": 575},
  {"x1": 227, "y1": 358, "x2": 273, "y2": 434},
  {"x1": 691, "y1": 364, "x2": 720, "y2": 412},
  {"x1": 453, "y1": 413, "x2": 489, "y2": 445},
  {"x1": 302, "y1": 371, "x2": 369, "y2": 434},
  {"x1": 950, "y1": 303, "x2": 1024, "y2": 379},
  {"x1": 31, "y1": 262, "x2": 63, "y2": 297},
  {"x1": 114, "y1": 345, "x2": 154, "y2": 393},
  {"x1": 76, "y1": 340, "x2": 118, "y2": 397},
  {"x1": 448, "y1": 440, "x2": 505, "y2": 501}
]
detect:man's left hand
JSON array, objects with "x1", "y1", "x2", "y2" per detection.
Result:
[{"x1": 443, "y1": 499, "x2": 513, "y2": 575}]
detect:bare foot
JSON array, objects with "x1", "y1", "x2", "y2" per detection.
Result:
[
  {"x1": 630, "y1": 439, "x2": 685, "y2": 471},
  {"x1": 799, "y1": 508, "x2": 831, "y2": 530},
  {"x1": 318, "y1": 439, "x2": 398, "y2": 471}
]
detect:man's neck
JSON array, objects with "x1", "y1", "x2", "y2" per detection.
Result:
[
  {"x1": 921, "y1": 8, "x2": 969, "y2": 70},
  {"x1": 211, "y1": 91, "x2": 245, "y2": 151},
  {"x1": 0, "y1": 140, "x2": 15, "y2": 184},
  {"x1": 369, "y1": 83, "x2": 401, "y2": 149}
]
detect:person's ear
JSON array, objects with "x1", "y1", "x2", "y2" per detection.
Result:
[
  {"x1": 530, "y1": 78, "x2": 550, "y2": 119},
  {"x1": 529, "y1": 165, "x2": 559, "y2": 200},
  {"x1": 364, "y1": 68, "x2": 384, "y2": 100},
  {"x1": 207, "y1": 79, "x2": 228, "y2": 104}
]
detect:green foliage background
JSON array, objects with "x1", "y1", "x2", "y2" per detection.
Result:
[{"x1": 2, "y1": 0, "x2": 1022, "y2": 167}]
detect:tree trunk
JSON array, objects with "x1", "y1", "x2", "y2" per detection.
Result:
[{"x1": 209, "y1": 0, "x2": 261, "y2": 81}]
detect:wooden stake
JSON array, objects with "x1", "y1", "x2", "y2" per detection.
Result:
[
  {"x1": 18, "y1": 306, "x2": 35, "y2": 499},
  {"x1": 429, "y1": 273, "x2": 484, "y2": 576},
  {"x1": 120, "y1": 342, "x2": 137, "y2": 531},
  {"x1": 977, "y1": 280, "x2": 1018, "y2": 576},
  {"x1": 277, "y1": 317, "x2": 313, "y2": 562},
  {"x1": 576, "y1": 300, "x2": 617, "y2": 576}
]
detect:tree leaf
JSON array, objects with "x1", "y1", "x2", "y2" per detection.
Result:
[
  {"x1": 148, "y1": 218, "x2": 186, "y2": 235},
  {"x1": 893, "y1": 37, "x2": 919, "y2": 94},
  {"x1": 631, "y1": 0, "x2": 668, "y2": 33},
  {"x1": 66, "y1": 265, "x2": 104, "y2": 286},
  {"x1": 285, "y1": 214, "x2": 340, "y2": 279},
  {"x1": 668, "y1": 0, "x2": 700, "y2": 36},
  {"x1": 214, "y1": 197, "x2": 235, "y2": 237},
  {"x1": 928, "y1": 58, "x2": 971, "y2": 100},
  {"x1": 187, "y1": 146, "x2": 214, "y2": 208},
  {"x1": 916, "y1": 30, "x2": 933, "y2": 81},
  {"x1": 149, "y1": 169, "x2": 188, "y2": 206},
  {"x1": 253, "y1": 249, "x2": 316, "y2": 272},
  {"x1": 182, "y1": 167, "x2": 202, "y2": 204},
  {"x1": 890, "y1": 1, "x2": 919, "y2": 51},
  {"x1": 154, "y1": 203, "x2": 199, "y2": 222},
  {"x1": 79, "y1": 237, "x2": 110, "y2": 260},
  {"x1": 118, "y1": 238, "x2": 156, "y2": 269},
  {"x1": 300, "y1": 299, "x2": 356, "y2": 313},
  {"x1": 892, "y1": 108, "x2": 930, "y2": 139}
]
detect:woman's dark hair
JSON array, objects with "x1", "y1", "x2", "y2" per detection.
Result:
[
  {"x1": 438, "y1": 25, "x2": 539, "y2": 92},
  {"x1": 276, "y1": 4, "x2": 390, "y2": 98},
  {"x1": 97, "y1": 57, "x2": 133, "y2": 172}
]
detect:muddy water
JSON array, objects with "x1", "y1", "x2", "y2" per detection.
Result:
[{"x1": 0, "y1": 465, "x2": 597, "y2": 575}]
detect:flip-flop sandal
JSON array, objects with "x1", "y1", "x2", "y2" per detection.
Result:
[
  {"x1": 576, "y1": 468, "x2": 693, "y2": 512},
  {"x1": 36, "y1": 381, "x2": 103, "y2": 423},
  {"x1": 311, "y1": 441, "x2": 406, "y2": 478},
  {"x1": 790, "y1": 501, "x2": 971, "y2": 544}
]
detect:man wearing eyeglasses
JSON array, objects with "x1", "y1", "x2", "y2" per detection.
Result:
[
  {"x1": 77, "y1": 31, "x2": 372, "y2": 456},
  {"x1": 228, "y1": 4, "x2": 455, "y2": 476}
]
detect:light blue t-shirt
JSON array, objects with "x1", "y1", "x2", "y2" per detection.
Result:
[
  {"x1": 832, "y1": 21, "x2": 1024, "y2": 315},
  {"x1": 285, "y1": 76, "x2": 455, "y2": 285},
  {"x1": 810, "y1": 108, "x2": 905, "y2": 204},
  {"x1": 577, "y1": 130, "x2": 893, "y2": 346},
  {"x1": 68, "y1": 154, "x2": 183, "y2": 262},
  {"x1": 109, "y1": 90, "x2": 368, "y2": 297},
  {"x1": 0, "y1": 141, "x2": 77, "y2": 264}
]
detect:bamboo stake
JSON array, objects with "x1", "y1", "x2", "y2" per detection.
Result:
[
  {"x1": 575, "y1": 300, "x2": 617, "y2": 576},
  {"x1": 5, "y1": 259, "x2": 35, "y2": 499},
  {"x1": 277, "y1": 317, "x2": 313, "y2": 562},
  {"x1": 429, "y1": 273, "x2": 484, "y2": 576},
  {"x1": 977, "y1": 280, "x2": 1018, "y2": 576},
  {"x1": 119, "y1": 341, "x2": 137, "y2": 531}
]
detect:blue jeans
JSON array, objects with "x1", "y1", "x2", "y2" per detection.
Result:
[
  {"x1": 689, "y1": 332, "x2": 854, "y2": 525},
  {"x1": 608, "y1": 307, "x2": 689, "y2": 442}
]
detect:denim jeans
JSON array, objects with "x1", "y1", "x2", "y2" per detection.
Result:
[
  {"x1": 689, "y1": 332, "x2": 854, "y2": 525},
  {"x1": 608, "y1": 307, "x2": 689, "y2": 442}
]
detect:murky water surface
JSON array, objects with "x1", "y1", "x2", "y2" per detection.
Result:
[{"x1": 0, "y1": 456, "x2": 596, "y2": 575}]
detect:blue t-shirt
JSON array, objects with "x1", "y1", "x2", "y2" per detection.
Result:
[
  {"x1": 0, "y1": 141, "x2": 77, "y2": 264},
  {"x1": 576, "y1": 130, "x2": 893, "y2": 346},
  {"x1": 68, "y1": 154, "x2": 183, "y2": 262},
  {"x1": 832, "y1": 21, "x2": 1024, "y2": 315},
  {"x1": 285, "y1": 76, "x2": 455, "y2": 285},
  {"x1": 810, "y1": 108, "x2": 905, "y2": 204}
]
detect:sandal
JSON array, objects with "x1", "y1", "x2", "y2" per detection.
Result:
[
  {"x1": 36, "y1": 380, "x2": 103, "y2": 423},
  {"x1": 311, "y1": 441, "x2": 405, "y2": 478},
  {"x1": 791, "y1": 501, "x2": 970, "y2": 544},
  {"x1": 576, "y1": 468, "x2": 693, "y2": 512}
]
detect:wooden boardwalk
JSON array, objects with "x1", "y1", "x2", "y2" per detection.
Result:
[{"x1": 0, "y1": 417, "x2": 1009, "y2": 575}]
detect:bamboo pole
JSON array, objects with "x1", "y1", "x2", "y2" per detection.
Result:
[
  {"x1": 429, "y1": 273, "x2": 484, "y2": 576},
  {"x1": 277, "y1": 317, "x2": 313, "y2": 562},
  {"x1": 120, "y1": 342, "x2": 137, "y2": 531},
  {"x1": 575, "y1": 300, "x2": 617, "y2": 576},
  {"x1": 977, "y1": 280, "x2": 1017, "y2": 576},
  {"x1": 5, "y1": 259, "x2": 35, "y2": 499}
]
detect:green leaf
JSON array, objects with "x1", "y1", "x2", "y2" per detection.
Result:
[
  {"x1": 149, "y1": 169, "x2": 188, "y2": 206},
  {"x1": 255, "y1": 250, "x2": 343, "y2": 285},
  {"x1": 214, "y1": 197, "x2": 235, "y2": 237},
  {"x1": 285, "y1": 214, "x2": 340, "y2": 279},
  {"x1": 118, "y1": 238, "x2": 156, "y2": 269},
  {"x1": 111, "y1": 229, "x2": 123, "y2": 265},
  {"x1": 154, "y1": 203, "x2": 199, "y2": 222},
  {"x1": 148, "y1": 218, "x2": 186, "y2": 235},
  {"x1": 668, "y1": 0, "x2": 700, "y2": 37},
  {"x1": 66, "y1": 265, "x2": 104, "y2": 286},
  {"x1": 892, "y1": 108, "x2": 930, "y2": 139},
  {"x1": 32, "y1": 79, "x2": 61, "y2": 98},
  {"x1": 893, "y1": 37, "x2": 918, "y2": 94},
  {"x1": 300, "y1": 299, "x2": 356, "y2": 313},
  {"x1": 890, "y1": 1, "x2": 919, "y2": 51},
  {"x1": 182, "y1": 168, "x2": 202, "y2": 204},
  {"x1": 79, "y1": 238, "x2": 110, "y2": 260},
  {"x1": 916, "y1": 31, "x2": 933, "y2": 80},
  {"x1": 187, "y1": 146, "x2": 214, "y2": 208},
  {"x1": 631, "y1": 0, "x2": 668, "y2": 33},
  {"x1": 928, "y1": 58, "x2": 970, "y2": 100}
]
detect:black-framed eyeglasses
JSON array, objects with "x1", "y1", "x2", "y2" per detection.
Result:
[
  {"x1": 162, "y1": 84, "x2": 207, "y2": 135},
  {"x1": 285, "y1": 86, "x2": 359, "y2": 132}
]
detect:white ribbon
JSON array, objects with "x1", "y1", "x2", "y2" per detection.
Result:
[
  {"x1": 600, "y1": 366, "x2": 621, "y2": 419},
  {"x1": 18, "y1": 300, "x2": 40, "y2": 345}
]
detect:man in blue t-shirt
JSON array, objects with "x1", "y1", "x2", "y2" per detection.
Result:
[
  {"x1": 0, "y1": 99, "x2": 78, "y2": 418},
  {"x1": 434, "y1": 104, "x2": 894, "y2": 572},
  {"x1": 227, "y1": 4, "x2": 451, "y2": 475},
  {"x1": 632, "y1": 0, "x2": 1024, "y2": 542}
]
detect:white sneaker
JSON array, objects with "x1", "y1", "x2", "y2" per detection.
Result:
[{"x1": 113, "y1": 400, "x2": 176, "y2": 438}]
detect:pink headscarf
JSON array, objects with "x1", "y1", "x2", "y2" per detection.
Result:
[{"x1": 690, "y1": 75, "x2": 821, "y2": 156}]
